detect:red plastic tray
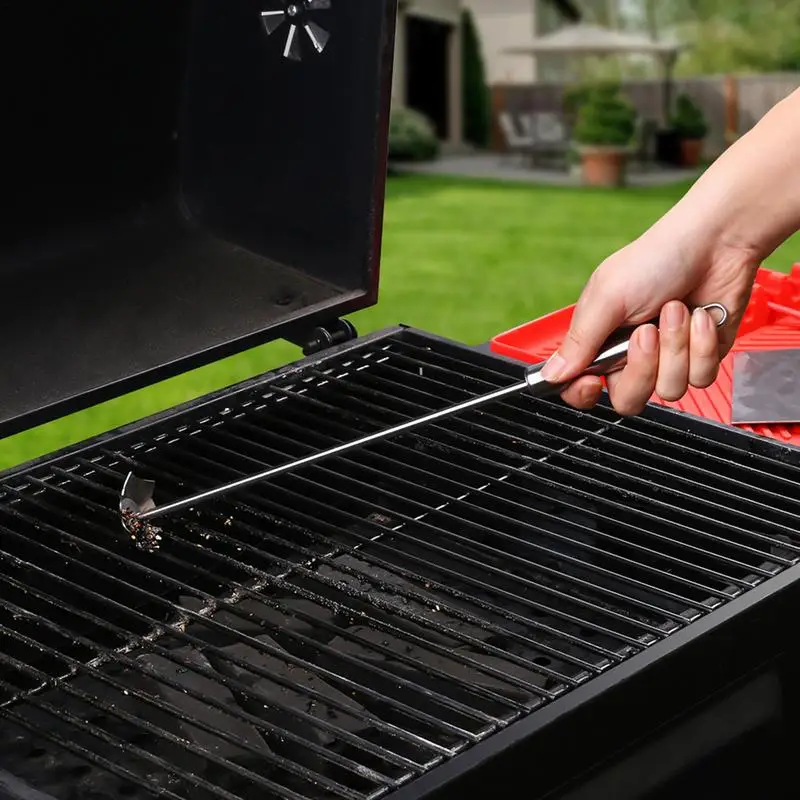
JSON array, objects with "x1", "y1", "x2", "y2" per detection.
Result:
[{"x1": 491, "y1": 265, "x2": 800, "y2": 446}]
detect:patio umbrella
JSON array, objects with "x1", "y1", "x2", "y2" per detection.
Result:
[{"x1": 502, "y1": 23, "x2": 685, "y2": 123}]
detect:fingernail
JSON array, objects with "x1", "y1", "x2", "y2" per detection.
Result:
[
  {"x1": 541, "y1": 352, "x2": 566, "y2": 381},
  {"x1": 664, "y1": 302, "x2": 685, "y2": 331},
  {"x1": 638, "y1": 324, "x2": 658, "y2": 353},
  {"x1": 692, "y1": 306, "x2": 711, "y2": 333}
]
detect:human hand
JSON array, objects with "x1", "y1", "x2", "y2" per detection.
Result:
[{"x1": 540, "y1": 224, "x2": 761, "y2": 416}]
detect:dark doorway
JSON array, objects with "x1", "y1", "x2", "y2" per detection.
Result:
[{"x1": 405, "y1": 16, "x2": 450, "y2": 140}]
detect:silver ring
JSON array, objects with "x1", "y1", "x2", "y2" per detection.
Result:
[{"x1": 701, "y1": 302, "x2": 728, "y2": 328}]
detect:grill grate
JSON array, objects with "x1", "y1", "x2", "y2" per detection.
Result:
[{"x1": 0, "y1": 329, "x2": 799, "y2": 799}]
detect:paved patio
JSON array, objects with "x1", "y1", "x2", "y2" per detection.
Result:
[{"x1": 392, "y1": 154, "x2": 701, "y2": 187}]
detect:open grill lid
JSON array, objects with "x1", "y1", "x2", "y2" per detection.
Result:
[{"x1": 0, "y1": 0, "x2": 397, "y2": 439}]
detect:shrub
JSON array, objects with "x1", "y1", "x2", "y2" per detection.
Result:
[
  {"x1": 461, "y1": 8, "x2": 491, "y2": 148},
  {"x1": 563, "y1": 80, "x2": 619, "y2": 117},
  {"x1": 388, "y1": 105, "x2": 440, "y2": 162},
  {"x1": 670, "y1": 92, "x2": 709, "y2": 139},
  {"x1": 573, "y1": 84, "x2": 637, "y2": 148}
]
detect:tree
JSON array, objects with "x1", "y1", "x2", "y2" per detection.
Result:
[
  {"x1": 461, "y1": 8, "x2": 491, "y2": 148},
  {"x1": 658, "y1": 0, "x2": 800, "y2": 75}
]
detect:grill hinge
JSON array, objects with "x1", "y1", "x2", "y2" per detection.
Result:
[{"x1": 287, "y1": 318, "x2": 358, "y2": 356}]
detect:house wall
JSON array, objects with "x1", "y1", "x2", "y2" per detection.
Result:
[
  {"x1": 392, "y1": 0, "x2": 464, "y2": 146},
  {"x1": 462, "y1": 0, "x2": 537, "y2": 84}
]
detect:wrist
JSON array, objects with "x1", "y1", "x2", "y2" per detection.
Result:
[
  {"x1": 654, "y1": 95, "x2": 800, "y2": 263},
  {"x1": 640, "y1": 206, "x2": 762, "y2": 280}
]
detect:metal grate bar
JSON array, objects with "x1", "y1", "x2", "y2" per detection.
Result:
[
  {"x1": 301, "y1": 350, "x2": 799, "y2": 562},
  {"x1": 100, "y1": 455, "x2": 586, "y2": 693},
  {"x1": 300, "y1": 362, "x2": 796, "y2": 574},
  {"x1": 108, "y1": 446, "x2": 649, "y2": 649},
  {"x1": 0, "y1": 529, "x2": 432, "y2": 784},
  {"x1": 361, "y1": 353, "x2": 798, "y2": 565},
  {"x1": 0, "y1": 703, "x2": 185, "y2": 800},
  {"x1": 209, "y1": 418, "x2": 680, "y2": 644},
  {"x1": 2, "y1": 488, "x2": 473, "y2": 755},
  {"x1": 153, "y1": 435, "x2": 614, "y2": 675},
  {"x1": 0, "y1": 563, "x2": 394, "y2": 793},
  {"x1": 60, "y1": 462, "x2": 565, "y2": 704},
  {"x1": 0, "y1": 643, "x2": 324, "y2": 800},
  {"x1": 141, "y1": 423, "x2": 688, "y2": 630},
  {"x1": 0, "y1": 678, "x2": 258, "y2": 800},
  {"x1": 59, "y1": 466, "x2": 534, "y2": 725},
  {"x1": 231, "y1": 402, "x2": 759, "y2": 596},
  {"x1": 198, "y1": 419, "x2": 650, "y2": 653},
  {"x1": 154, "y1": 442, "x2": 662, "y2": 651},
  {"x1": 251, "y1": 406, "x2": 775, "y2": 586},
  {"x1": 0, "y1": 497, "x2": 452, "y2": 766},
  {"x1": 124, "y1": 445, "x2": 592, "y2": 683},
  {"x1": 251, "y1": 384, "x2": 715, "y2": 615},
  {"x1": 392, "y1": 336, "x2": 800, "y2": 510}
]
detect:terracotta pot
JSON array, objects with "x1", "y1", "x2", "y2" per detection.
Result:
[
  {"x1": 579, "y1": 147, "x2": 627, "y2": 188},
  {"x1": 680, "y1": 137, "x2": 703, "y2": 167}
]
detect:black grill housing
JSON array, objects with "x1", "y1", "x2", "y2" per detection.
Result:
[{"x1": 1, "y1": 329, "x2": 800, "y2": 800}]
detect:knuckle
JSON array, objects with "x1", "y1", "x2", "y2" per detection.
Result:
[
  {"x1": 691, "y1": 331, "x2": 719, "y2": 359},
  {"x1": 661, "y1": 327, "x2": 690, "y2": 355},
  {"x1": 581, "y1": 264, "x2": 621, "y2": 308}
]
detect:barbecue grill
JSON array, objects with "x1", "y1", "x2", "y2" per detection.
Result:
[{"x1": 2, "y1": 3, "x2": 800, "y2": 799}]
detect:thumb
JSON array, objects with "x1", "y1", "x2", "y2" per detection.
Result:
[{"x1": 540, "y1": 282, "x2": 627, "y2": 383}]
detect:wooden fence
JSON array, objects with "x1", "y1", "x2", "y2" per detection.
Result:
[{"x1": 490, "y1": 73, "x2": 800, "y2": 157}]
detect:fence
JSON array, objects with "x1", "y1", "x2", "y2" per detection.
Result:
[{"x1": 490, "y1": 73, "x2": 800, "y2": 157}]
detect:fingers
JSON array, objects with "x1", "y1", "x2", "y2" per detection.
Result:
[
  {"x1": 558, "y1": 305, "x2": 721, "y2": 414},
  {"x1": 541, "y1": 269, "x2": 626, "y2": 383},
  {"x1": 606, "y1": 323, "x2": 660, "y2": 415},
  {"x1": 688, "y1": 306, "x2": 720, "y2": 388},
  {"x1": 655, "y1": 301, "x2": 690, "y2": 402}
]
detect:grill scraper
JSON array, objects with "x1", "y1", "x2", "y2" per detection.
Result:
[{"x1": 120, "y1": 303, "x2": 728, "y2": 550}]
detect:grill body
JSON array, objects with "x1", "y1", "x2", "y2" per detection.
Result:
[{"x1": 1, "y1": 328, "x2": 799, "y2": 800}]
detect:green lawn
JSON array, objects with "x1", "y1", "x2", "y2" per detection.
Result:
[{"x1": 2, "y1": 174, "x2": 797, "y2": 471}]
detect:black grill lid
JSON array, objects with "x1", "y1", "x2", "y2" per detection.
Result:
[{"x1": 0, "y1": 0, "x2": 396, "y2": 439}]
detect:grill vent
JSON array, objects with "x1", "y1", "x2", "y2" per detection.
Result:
[{"x1": 0, "y1": 329, "x2": 798, "y2": 799}]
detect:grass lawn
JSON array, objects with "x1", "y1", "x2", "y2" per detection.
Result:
[{"x1": 2, "y1": 174, "x2": 798, "y2": 471}]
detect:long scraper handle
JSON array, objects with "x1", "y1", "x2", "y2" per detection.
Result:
[{"x1": 120, "y1": 303, "x2": 728, "y2": 543}]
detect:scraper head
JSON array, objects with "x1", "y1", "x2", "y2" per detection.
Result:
[{"x1": 120, "y1": 472, "x2": 162, "y2": 553}]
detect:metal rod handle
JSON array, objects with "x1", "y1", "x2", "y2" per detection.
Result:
[{"x1": 121, "y1": 302, "x2": 728, "y2": 546}]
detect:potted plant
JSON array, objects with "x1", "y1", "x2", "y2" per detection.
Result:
[
  {"x1": 670, "y1": 92, "x2": 708, "y2": 167},
  {"x1": 562, "y1": 82, "x2": 591, "y2": 124},
  {"x1": 573, "y1": 83, "x2": 637, "y2": 188},
  {"x1": 563, "y1": 80, "x2": 617, "y2": 124}
]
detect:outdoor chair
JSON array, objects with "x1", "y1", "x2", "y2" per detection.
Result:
[
  {"x1": 526, "y1": 111, "x2": 570, "y2": 167},
  {"x1": 515, "y1": 112, "x2": 570, "y2": 168},
  {"x1": 498, "y1": 111, "x2": 534, "y2": 165}
]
